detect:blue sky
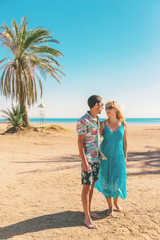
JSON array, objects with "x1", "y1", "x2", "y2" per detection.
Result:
[{"x1": 0, "y1": 0, "x2": 160, "y2": 118}]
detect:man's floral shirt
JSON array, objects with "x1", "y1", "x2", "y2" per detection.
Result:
[{"x1": 77, "y1": 111, "x2": 105, "y2": 163}]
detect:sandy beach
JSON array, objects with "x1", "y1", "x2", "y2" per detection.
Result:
[{"x1": 0, "y1": 123, "x2": 160, "y2": 240}]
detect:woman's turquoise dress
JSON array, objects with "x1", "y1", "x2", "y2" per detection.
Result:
[{"x1": 95, "y1": 121, "x2": 127, "y2": 200}]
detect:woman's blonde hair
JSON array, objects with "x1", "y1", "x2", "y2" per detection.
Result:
[{"x1": 105, "y1": 100, "x2": 125, "y2": 122}]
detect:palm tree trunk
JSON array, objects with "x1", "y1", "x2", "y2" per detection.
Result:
[
  {"x1": 22, "y1": 104, "x2": 30, "y2": 127},
  {"x1": 19, "y1": 79, "x2": 30, "y2": 127},
  {"x1": 19, "y1": 97, "x2": 30, "y2": 127}
]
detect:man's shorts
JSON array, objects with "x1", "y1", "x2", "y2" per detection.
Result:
[{"x1": 81, "y1": 162, "x2": 100, "y2": 185}]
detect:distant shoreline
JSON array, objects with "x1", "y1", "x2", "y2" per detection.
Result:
[{"x1": 1, "y1": 118, "x2": 160, "y2": 125}]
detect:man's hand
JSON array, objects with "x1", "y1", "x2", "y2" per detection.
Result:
[
  {"x1": 78, "y1": 135, "x2": 91, "y2": 172},
  {"x1": 82, "y1": 162, "x2": 91, "y2": 172}
]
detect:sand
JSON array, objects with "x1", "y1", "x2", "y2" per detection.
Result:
[{"x1": 0, "y1": 123, "x2": 160, "y2": 240}]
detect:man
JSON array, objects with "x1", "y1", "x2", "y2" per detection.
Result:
[{"x1": 76, "y1": 95, "x2": 104, "y2": 229}]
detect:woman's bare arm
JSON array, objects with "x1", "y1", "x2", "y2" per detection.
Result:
[
  {"x1": 100, "y1": 121, "x2": 105, "y2": 136},
  {"x1": 123, "y1": 122, "x2": 128, "y2": 164}
]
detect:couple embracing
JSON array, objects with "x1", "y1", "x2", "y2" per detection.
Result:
[{"x1": 76, "y1": 95, "x2": 127, "y2": 229}]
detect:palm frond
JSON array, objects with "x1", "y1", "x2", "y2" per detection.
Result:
[
  {"x1": 20, "y1": 16, "x2": 28, "y2": 29},
  {"x1": 0, "y1": 58, "x2": 7, "y2": 65},
  {"x1": 1, "y1": 104, "x2": 25, "y2": 131},
  {"x1": 12, "y1": 19, "x2": 19, "y2": 41},
  {"x1": 29, "y1": 45, "x2": 63, "y2": 57}
]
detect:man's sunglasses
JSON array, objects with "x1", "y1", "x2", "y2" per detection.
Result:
[
  {"x1": 105, "y1": 106, "x2": 114, "y2": 110},
  {"x1": 98, "y1": 102, "x2": 104, "y2": 107}
]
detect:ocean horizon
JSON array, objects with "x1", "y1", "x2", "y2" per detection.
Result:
[
  {"x1": 1, "y1": 118, "x2": 160, "y2": 125},
  {"x1": 30, "y1": 118, "x2": 160, "y2": 125}
]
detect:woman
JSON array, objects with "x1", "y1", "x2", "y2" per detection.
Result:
[{"x1": 95, "y1": 100, "x2": 127, "y2": 216}]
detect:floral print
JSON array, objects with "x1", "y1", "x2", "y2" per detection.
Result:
[
  {"x1": 77, "y1": 111, "x2": 105, "y2": 163},
  {"x1": 81, "y1": 163, "x2": 100, "y2": 185}
]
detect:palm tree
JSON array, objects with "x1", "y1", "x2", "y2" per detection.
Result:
[
  {"x1": 1, "y1": 104, "x2": 25, "y2": 132},
  {"x1": 0, "y1": 17, "x2": 64, "y2": 126}
]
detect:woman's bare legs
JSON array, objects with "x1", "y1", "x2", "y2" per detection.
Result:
[
  {"x1": 113, "y1": 196, "x2": 123, "y2": 212},
  {"x1": 106, "y1": 197, "x2": 114, "y2": 216}
]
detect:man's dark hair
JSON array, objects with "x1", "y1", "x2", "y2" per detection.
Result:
[{"x1": 88, "y1": 95, "x2": 102, "y2": 109}]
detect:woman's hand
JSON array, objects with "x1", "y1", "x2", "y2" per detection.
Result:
[{"x1": 125, "y1": 158, "x2": 127, "y2": 166}]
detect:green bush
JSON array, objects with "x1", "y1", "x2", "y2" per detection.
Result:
[{"x1": 1, "y1": 104, "x2": 25, "y2": 132}]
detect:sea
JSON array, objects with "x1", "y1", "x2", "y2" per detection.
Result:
[
  {"x1": 17, "y1": 118, "x2": 160, "y2": 125},
  {"x1": 1, "y1": 118, "x2": 160, "y2": 125}
]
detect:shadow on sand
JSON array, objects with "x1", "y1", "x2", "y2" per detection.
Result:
[
  {"x1": 0, "y1": 211, "x2": 84, "y2": 239},
  {"x1": 12, "y1": 150, "x2": 160, "y2": 176},
  {"x1": 12, "y1": 154, "x2": 81, "y2": 164},
  {"x1": 127, "y1": 148, "x2": 160, "y2": 176},
  {"x1": 12, "y1": 155, "x2": 81, "y2": 175}
]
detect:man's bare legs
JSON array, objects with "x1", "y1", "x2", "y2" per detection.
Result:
[
  {"x1": 89, "y1": 182, "x2": 100, "y2": 219},
  {"x1": 106, "y1": 197, "x2": 114, "y2": 216},
  {"x1": 81, "y1": 184, "x2": 97, "y2": 228},
  {"x1": 114, "y1": 196, "x2": 123, "y2": 212}
]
